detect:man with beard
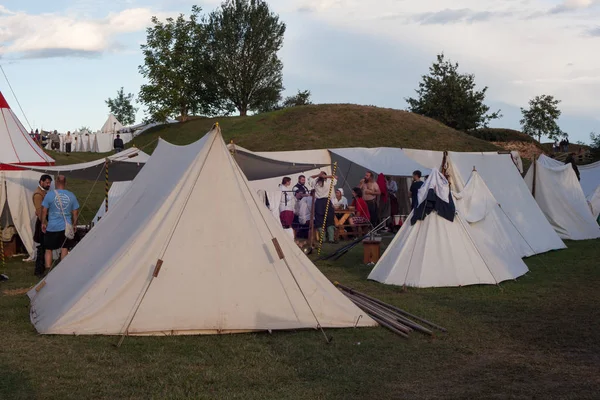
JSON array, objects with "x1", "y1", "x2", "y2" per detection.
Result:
[
  {"x1": 293, "y1": 175, "x2": 310, "y2": 199},
  {"x1": 32, "y1": 174, "x2": 52, "y2": 277},
  {"x1": 359, "y1": 171, "x2": 381, "y2": 227}
]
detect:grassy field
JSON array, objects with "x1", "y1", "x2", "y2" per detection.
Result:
[{"x1": 1, "y1": 238, "x2": 599, "y2": 399}]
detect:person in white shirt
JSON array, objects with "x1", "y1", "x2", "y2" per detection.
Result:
[
  {"x1": 64, "y1": 131, "x2": 73, "y2": 154},
  {"x1": 278, "y1": 177, "x2": 295, "y2": 228},
  {"x1": 308, "y1": 171, "x2": 338, "y2": 243},
  {"x1": 332, "y1": 188, "x2": 348, "y2": 209},
  {"x1": 294, "y1": 192, "x2": 314, "y2": 238}
]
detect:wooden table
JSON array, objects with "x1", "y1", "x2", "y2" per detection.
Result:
[{"x1": 334, "y1": 209, "x2": 355, "y2": 240}]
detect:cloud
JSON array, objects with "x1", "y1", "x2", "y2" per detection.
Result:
[
  {"x1": 549, "y1": 0, "x2": 597, "y2": 14},
  {"x1": 0, "y1": 7, "x2": 165, "y2": 59},
  {"x1": 411, "y1": 8, "x2": 512, "y2": 25}
]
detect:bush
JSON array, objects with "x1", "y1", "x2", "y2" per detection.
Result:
[{"x1": 469, "y1": 128, "x2": 538, "y2": 143}]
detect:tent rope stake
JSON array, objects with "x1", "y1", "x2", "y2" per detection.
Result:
[{"x1": 318, "y1": 162, "x2": 338, "y2": 255}]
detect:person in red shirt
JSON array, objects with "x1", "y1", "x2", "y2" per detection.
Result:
[{"x1": 350, "y1": 187, "x2": 371, "y2": 225}]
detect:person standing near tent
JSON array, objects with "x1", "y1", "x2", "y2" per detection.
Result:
[
  {"x1": 309, "y1": 171, "x2": 338, "y2": 243},
  {"x1": 64, "y1": 132, "x2": 73, "y2": 154},
  {"x1": 41, "y1": 175, "x2": 79, "y2": 270},
  {"x1": 359, "y1": 171, "x2": 381, "y2": 227},
  {"x1": 32, "y1": 174, "x2": 52, "y2": 277},
  {"x1": 278, "y1": 177, "x2": 296, "y2": 229},
  {"x1": 50, "y1": 130, "x2": 60, "y2": 151},
  {"x1": 386, "y1": 176, "x2": 399, "y2": 226},
  {"x1": 410, "y1": 170, "x2": 424, "y2": 211},
  {"x1": 293, "y1": 175, "x2": 310, "y2": 199},
  {"x1": 565, "y1": 154, "x2": 581, "y2": 181},
  {"x1": 114, "y1": 134, "x2": 124, "y2": 153}
]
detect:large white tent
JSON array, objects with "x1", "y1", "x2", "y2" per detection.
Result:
[
  {"x1": 368, "y1": 169, "x2": 528, "y2": 288},
  {"x1": 404, "y1": 150, "x2": 566, "y2": 255},
  {"x1": 100, "y1": 113, "x2": 124, "y2": 134},
  {"x1": 92, "y1": 181, "x2": 133, "y2": 225},
  {"x1": 28, "y1": 126, "x2": 376, "y2": 335},
  {"x1": 524, "y1": 155, "x2": 600, "y2": 240},
  {"x1": 0, "y1": 91, "x2": 55, "y2": 257}
]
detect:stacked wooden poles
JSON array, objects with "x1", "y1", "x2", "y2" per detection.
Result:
[{"x1": 335, "y1": 282, "x2": 447, "y2": 338}]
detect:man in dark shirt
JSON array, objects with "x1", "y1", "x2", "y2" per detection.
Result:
[
  {"x1": 293, "y1": 175, "x2": 310, "y2": 200},
  {"x1": 113, "y1": 134, "x2": 124, "y2": 153},
  {"x1": 410, "y1": 170, "x2": 424, "y2": 210}
]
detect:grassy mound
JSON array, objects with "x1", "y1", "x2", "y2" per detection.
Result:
[{"x1": 134, "y1": 104, "x2": 500, "y2": 153}]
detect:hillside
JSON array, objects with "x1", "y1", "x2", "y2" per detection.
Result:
[{"x1": 133, "y1": 104, "x2": 500, "y2": 153}]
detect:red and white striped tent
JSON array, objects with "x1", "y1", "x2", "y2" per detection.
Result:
[
  {"x1": 0, "y1": 91, "x2": 54, "y2": 257},
  {"x1": 0, "y1": 91, "x2": 54, "y2": 170}
]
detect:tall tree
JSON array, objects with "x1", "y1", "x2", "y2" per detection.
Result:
[
  {"x1": 406, "y1": 54, "x2": 501, "y2": 131},
  {"x1": 207, "y1": 0, "x2": 286, "y2": 116},
  {"x1": 106, "y1": 88, "x2": 137, "y2": 126},
  {"x1": 520, "y1": 95, "x2": 563, "y2": 142},
  {"x1": 139, "y1": 7, "x2": 223, "y2": 122}
]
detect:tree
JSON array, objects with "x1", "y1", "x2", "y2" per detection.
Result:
[
  {"x1": 520, "y1": 95, "x2": 563, "y2": 142},
  {"x1": 282, "y1": 90, "x2": 312, "y2": 108},
  {"x1": 79, "y1": 126, "x2": 92, "y2": 133},
  {"x1": 590, "y1": 132, "x2": 600, "y2": 149},
  {"x1": 406, "y1": 54, "x2": 501, "y2": 131},
  {"x1": 139, "y1": 7, "x2": 224, "y2": 122},
  {"x1": 207, "y1": 0, "x2": 286, "y2": 116},
  {"x1": 106, "y1": 88, "x2": 137, "y2": 126}
]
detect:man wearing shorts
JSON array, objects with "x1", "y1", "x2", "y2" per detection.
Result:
[{"x1": 41, "y1": 175, "x2": 79, "y2": 271}]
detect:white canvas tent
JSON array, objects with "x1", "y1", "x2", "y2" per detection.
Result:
[
  {"x1": 92, "y1": 181, "x2": 133, "y2": 225},
  {"x1": 404, "y1": 150, "x2": 566, "y2": 254},
  {"x1": 368, "y1": 169, "x2": 528, "y2": 288},
  {"x1": 28, "y1": 126, "x2": 375, "y2": 335},
  {"x1": 524, "y1": 155, "x2": 600, "y2": 240},
  {"x1": 0, "y1": 91, "x2": 55, "y2": 257},
  {"x1": 579, "y1": 160, "x2": 600, "y2": 199},
  {"x1": 100, "y1": 113, "x2": 124, "y2": 134},
  {"x1": 587, "y1": 185, "x2": 600, "y2": 220}
]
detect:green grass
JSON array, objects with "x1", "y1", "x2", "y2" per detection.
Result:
[
  {"x1": 1, "y1": 239, "x2": 599, "y2": 399},
  {"x1": 133, "y1": 104, "x2": 501, "y2": 154}
]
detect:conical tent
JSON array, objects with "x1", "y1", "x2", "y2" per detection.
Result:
[
  {"x1": 28, "y1": 126, "x2": 375, "y2": 335},
  {"x1": 368, "y1": 169, "x2": 528, "y2": 288},
  {"x1": 100, "y1": 113, "x2": 123, "y2": 134},
  {"x1": 0, "y1": 91, "x2": 54, "y2": 257},
  {"x1": 0, "y1": 91, "x2": 54, "y2": 169},
  {"x1": 453, "y1": 171, "x2": 536, "y2": 258},
  {"x1": 525, "y1": 155, "x2": 600, "y2": 241}
]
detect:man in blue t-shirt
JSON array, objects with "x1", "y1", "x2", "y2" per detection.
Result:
[
  {"x1": 410, "y1": 170, "x2": 424, "y2": 211},
  {"x1": 41, "y1": 175, "x2": 80, "y2": 271}
]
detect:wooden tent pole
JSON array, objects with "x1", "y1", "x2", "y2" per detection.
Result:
[
  {"x1": 105, "y1": 159, "x2": 109, "y2": 213},
  {"x1": 532, "y1": 155, "x2": 537, "y2": 198}
]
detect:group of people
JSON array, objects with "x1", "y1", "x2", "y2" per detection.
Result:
[
  {"x1": 275, "y1": 169, "x2": 425, "y2": 243},
  {"x1": 553, "y1": 138, "x2": 570, "y2": 153},
  {"x1": 31, "y1": 130, "x2": 125, "y2": 153},
  {"x1": 32, "y1": 174, "x2": 80, "y2": 277}
]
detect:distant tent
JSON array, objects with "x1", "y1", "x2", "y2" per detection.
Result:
[
  {"x1": 28, "y1": 125, "x2": 375, "y2": 335},
  {"x1": 0, "y1": 91, "x2": 54, "y2": 257},
  {"x1": 100, "y1": 114, "x2": 124, "y2": 134},
  {"x1": 368, "y1": 169, "x2": 529, "y2": 288},
  {"x1": 525, "y1": 155, "x2": 600, "y2": 240},
  {"x1": 588, "y1": 185, "x2": 600, "y2": 220},
  {"x1": 579, "y1": 160, "x2": 600, "y2": 200}
]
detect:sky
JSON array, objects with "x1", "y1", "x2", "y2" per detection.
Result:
[{"x1": 0, "y1": 0, "x2": 599, "y2": 143}]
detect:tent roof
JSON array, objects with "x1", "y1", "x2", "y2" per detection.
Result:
[
  {"x1": 0, "y1": 91, "x2": 54, "y2": 169},
  {"x1": 368, "y1": 169, "x2": 528, "y2": 288},
  {"x1": 229, "y1": 144, "x2": 329, "y2": 181},
  {"x1": 525, "y1": 154, "x2": 600, "y2": 240},
  {"x1": 329, "y1": 147, "x2": 430, "y2": 177},
  {"x1": 6, "y1": 147, "x2": 150, "y2": 182},
  {"x1": 28, "y1": 126, "x2": 375, "y2": 335}
]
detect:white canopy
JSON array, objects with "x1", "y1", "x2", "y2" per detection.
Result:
[
  {"x1": 524, "y1": 155, "x2": 600, "y2": 240},
  {"x1": 368, "y1": 169, "x2": 528, "y2": 288},
  {"x1": 329, "y1": 147, "x2": 430, "y2": 177},
  {"x1": 100, "y1": 113, "x2": 124, "y2": 134},
  {"x1": 28, "y1": 126, "x2": 375, "y2": 335},
  {"x1": 587, "y1": 185, "x2": 600, "y2": 220},
  {"x1": 10, "y1": 147, "x2": 150, "y2": 182}
]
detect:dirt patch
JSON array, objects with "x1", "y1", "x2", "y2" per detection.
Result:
[
  {"x1": 2, "y1": 287, "x2": 32, "y2": 296},
  {"x1": 493, "y1": 141, "x2": 544, "y2": 161}
]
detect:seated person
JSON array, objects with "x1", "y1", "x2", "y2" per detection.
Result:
[
  {"x1": 332, "y1": 188, "x2": 348, "y2": 209},
  {"x1": 349, "y1": 187, "x2": 370, "y2": 225}
]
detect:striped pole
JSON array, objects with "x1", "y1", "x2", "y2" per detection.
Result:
[
  {"x1": 105, "y1": 159, "x2": 109, "y2": 213},
  {"x1": 318, "y1": 162, "x2": 338, "y2": 255},
  {"x1": 0, "y1": 219, "x2": 5, "y2": 272}
]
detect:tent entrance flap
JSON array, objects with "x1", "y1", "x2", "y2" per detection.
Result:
[{"x1": 231, "y1": 149, "x2": 329, "y2": 181}]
